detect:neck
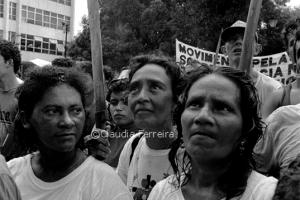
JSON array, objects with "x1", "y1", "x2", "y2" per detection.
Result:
[
  {"x1": 0, "y1": 73, "x2": 18, "y2": 91},
  {"x1": 37, "y1": 146, "x2": 87, "y2": 172},
  {"x1": 118, "y1": 121, "x2": 136, "y2": 131},
  {"x1": 189, "y1": 159, "x2": 230, "y2": 188},
  {"x1": 145, "y1": 124, "x2": 176, "y2": 150}
]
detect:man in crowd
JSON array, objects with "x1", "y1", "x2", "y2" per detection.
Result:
[
  {"x1": 221, "y1": 20, "x2": 282, "y2": 113},
  {"x1": 0, "y1": 40, "x2": 23, "y2": 160},
  {"x1": 104, "y1": 78, "x2": 138, "y2": 168},
  {"x1": 0, "y1": 154, "x2": 21, "y2": 199},
  {"x1": 254, "y1": 24, "x2": 300, "y2": 178}
]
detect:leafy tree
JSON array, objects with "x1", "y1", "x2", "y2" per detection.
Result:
[{"x1": 68, "y1": 0, "x2": 297, "y2": 71}]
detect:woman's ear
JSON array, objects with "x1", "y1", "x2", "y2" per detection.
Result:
[
  {"x1": 254, "y1": 43, "x2": 262, "y2": 56},
  {"x1": 221, "y1": 45, "x2": 227, "y2": 55},
  {"x1": 20, "y1": 111, "x2": 31, "y2": 129}
]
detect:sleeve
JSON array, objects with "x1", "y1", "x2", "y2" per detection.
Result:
[
  {"x1": 251, "y1": 177, "x2": 278, "y2": 200},
  {"x1": 0, "y1": 174, "x2": 22, "y2": 200},
  {"x1": 147, "y1": 181, "x2": 164, "y2": 200},
  {"x1": 253, "y1": 115, "x2": 278, "y2": 174},
  {"x1": 116, "y1": 132, "x2": 143, "y2": 184}
]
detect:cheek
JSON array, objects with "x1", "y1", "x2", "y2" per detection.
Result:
[{"x1": 180, "y1": 111, "x2": 192, "y2": 142}]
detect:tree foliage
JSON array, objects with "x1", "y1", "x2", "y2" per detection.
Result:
[{"x1": 68, "y1": 0, "x2": 298, "y2": 71}]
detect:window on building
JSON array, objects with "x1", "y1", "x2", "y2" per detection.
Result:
[
  {"x1": 0, "y1": 0, "x2": 4, "y2": 18},
  {"x1": 22, "y1": 5, "x2": 27, "y2": 22},
  {"x1": 35, "y1": 9, "x2": 43, "y2": 26},
  {"x1": 57, "y1": 14, "x2": 64, "y2": 30},
  {"x1": 27, "y1": 7, "x2": 35, "y2": 24},
  {"x1": 49, "y1": 0, "x2": 71, "y2": 6},
  {"x1": 43, "y1": 10, "x2": 50, "y2": 27},
  {"x1": 20, "y1": 33, "x2": 62, "y2": 55},
  {"x1": 0, "y1": 30, "x2": 3, "y2": 39},
  {"x1": 8, "y1": 31, "x2": 16, "y2": 43},
  {"x1": 9, "y1": 2, "x2": 17, "y2": 20},
  {"x1": 50, "y1": 12, "x2": 57, "y2": 29},
  {"x1": 21, "y1": 5, "x2": 71, "y2": 31}
]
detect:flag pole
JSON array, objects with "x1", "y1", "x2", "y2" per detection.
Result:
[
  {"x1": 87, "y1": 0, "x2": 107, "y2": 129},
  {"x1": 239, "y1": 0, "x2": 263, "y2": 73}
]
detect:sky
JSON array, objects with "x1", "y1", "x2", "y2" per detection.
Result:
[{"x1": 73, "y1": 0, "x2": 300, "y2": 36}]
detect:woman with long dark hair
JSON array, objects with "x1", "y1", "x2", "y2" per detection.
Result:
[{"x1": 148, "y1": 66, "x2": 277, "y2": 200}]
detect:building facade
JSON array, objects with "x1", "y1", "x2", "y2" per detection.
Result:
[{"x1": 0, "y1": 0, "x2": 75, "y2": 62}]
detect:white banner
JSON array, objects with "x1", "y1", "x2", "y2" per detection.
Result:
[{"x1": 176, "y1": 39, "x2": 296, "y2": 85}]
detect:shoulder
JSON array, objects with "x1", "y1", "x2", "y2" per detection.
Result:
[
  {"x1": 0, "y1": 154, "x2": 10, "y2": 175},
  {"x1": 148, "y1": 175, "x2": 182, "y2": 200},
  {"x1": 241, "y1": 171, "x2": 277, "y2": 200},
  {"x1": 7, "y1": 154, "x2": 30, "y2": 178},
  {"x1": 267, "y1": 104, "x2": 300, "y2": 125},
  {"x1": 84, "y1": 157, "x2": 132, "y2": 199},
  {"x1": 256, "y1": 72, "x2": 282, "y2": 89}
]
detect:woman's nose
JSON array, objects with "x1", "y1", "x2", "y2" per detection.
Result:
[
  {"x1": 59, "y1": 112, "x2": 75, "y2": 127},
  {"x1": 194, "y1": 104, "x2": 214, "y2": 125}
]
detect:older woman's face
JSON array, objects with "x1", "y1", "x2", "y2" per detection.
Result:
[
  {"x1": 129, "y1": 64, "x2": 174, "y2": 130},
  {"x1": 28, "y1": 84, "x2": 85, "y2": 152},
  {"x1": 181, "y1": 74, "x2": 243, "y2": 163}
]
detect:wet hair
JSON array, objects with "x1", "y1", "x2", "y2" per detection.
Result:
[
  {"x1": 169, "y1": 66, "x2": 264, "y2": 199},
  {"x1": 14, "y1": 66, "x2": 90, "y2": 154},
  {"x1": 128, "y1": 54, "x2": 184, "y2": 104},
  {"x1": 0, "y1": 40, "x2": 21, "y2": 73},
  {"x1": 273, "y1": 155, "x2": 300, "y2": 200},
  {"x1": 106, "y1": 79, "x2": 129, "y2": 102}
]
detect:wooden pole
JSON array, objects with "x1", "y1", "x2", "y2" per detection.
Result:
[
  {"x1": 238, "y1": 0, "x2": 263, "y2": 73},
  {"x1": 87, "y1": 0, "x2": 107, "y2": 129},
  {"x1": 213, "y1": 28, "x2": 223, "y2": 68}
]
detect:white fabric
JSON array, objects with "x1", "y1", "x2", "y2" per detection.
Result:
[
  {"x1": 254, "y1": 104, "x2": 300, "y2": 176},
  {"x1": 8, "y1": 155, "x2": 133, "y2": 200},
  {"x1": 255, "y1": 71, "x2": 282, "y2": 113},
  {"x1": 148, "y1": 171, "x2": 277, "y2": 200},
  {"x1": 117, "y1": 132, "x2": 175, "y2": 200}
]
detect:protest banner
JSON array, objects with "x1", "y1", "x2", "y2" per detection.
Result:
[{"x1": 176, "y1": 39, "x2": 296, "y2": 85}]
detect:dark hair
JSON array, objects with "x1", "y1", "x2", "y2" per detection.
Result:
[
  {"x1": 169, "y1": 66, "x2": 264, "y2": 199},
  {"x1": 283, "y1": 21, "x2": 298, "y2": 46},
  {"x1": 0, "y1": 40, "x2": 21, "y2": 73},
  {"x1": 14, "y1": 66, "x2": 90, "y2": 154},
  {"x1": 106, "y1": 79, "x2": 129, "y2": 101},
  {"x1": 272, "y1": 154, "x2": 300, "y2": 200},
  {"x1": 52, "y1": 57, "x2": 74, "y2": 68},
  {"x1": 128, "y1": 54, "x2": 184, "y2": 103}
]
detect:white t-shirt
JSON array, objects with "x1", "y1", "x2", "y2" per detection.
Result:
[
  {"x1": 255, "y1": 71, "x2": 282, "y2": 112},
  {"x1": 148, "y1": 171, "x2": 277, "y2": 200},
  {"x1": 117, "y1": 132, "x2": 176, "y2": 200},
  {"x1": 8, "y1": 154, "x2": 133, "y2": 200},
  {"x1": 254, "y1": 104, "x2": 300, "y2": 177}
]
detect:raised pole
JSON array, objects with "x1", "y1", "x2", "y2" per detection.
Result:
[
  {"x1": 87, "y1": 0, "x2": 107, "y2": 129},
  {"x1": 238, "y1": 0, "x2": 263, "y2": 73}
]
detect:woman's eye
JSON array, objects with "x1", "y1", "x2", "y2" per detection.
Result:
[
  {"x1": 44, "y1": 109, "x2": 58, "y2": 116},
  {"x1": 71, "y1": 107, "x2": 83, "y2": 115},
  {"x1": 215, "y1": 103, "x2": 231, "y2": 112}
]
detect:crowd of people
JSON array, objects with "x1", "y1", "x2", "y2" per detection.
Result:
[{"x1": 0, "y1": 18, "x2": 299, "y2": 200}]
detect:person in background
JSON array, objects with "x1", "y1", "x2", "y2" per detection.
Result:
[
  {"x1": 272, "y1": 154, "x2": 300, "y2": 200},
  {"x1": 0, "y1": 40, "x2": 23, "y2": 160},
  {"x1": 262, "y1": 22, "x2": 300, "y2": 119},
  {"x1": 116, "y1": 54, "x2": 184, "y2": 200},
  {"x1": 102, "y1": 78, "x2": 138, "y2": 168},
  {"x1": 148, "y1": 66, "x2": 277, "y2": 200},
  {"x1": 8, "y1": 66, "x2": 132, "y2": 200},
  {"x1": 0, "y1": 154, "x2": 21, "y2": 199},
  {"x1": 221, "y1": 20, "x2": 282, "y2": 114},
  {"x1": 254, "y1": 29, "x2": 300, "y2": 178}
]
